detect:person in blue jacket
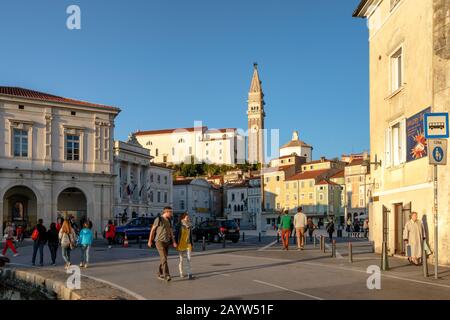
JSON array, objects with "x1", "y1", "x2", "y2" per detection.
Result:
[{"x1": 78, "y1": 222, "x2": 93, "y2": 268}]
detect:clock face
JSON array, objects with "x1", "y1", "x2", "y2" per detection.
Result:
[{"x1": 252, "y1": 125, "x2": 259, "y2": 132}]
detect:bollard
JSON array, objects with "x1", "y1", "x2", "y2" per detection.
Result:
[
  {"x1": 243, "y1": 232, "x2": 245, "y2": 242},
  {"x1": 222, "y1": 235, "x2": 226, "y2": 248},
  {"x1": 277, "y1": 232, "x2": 280, "y2": 244},
  {"x1": 381, "y1": 241, "x2": 389, "y2": 271},
  {"x1": 258, "y1": 232, "x2": 261, "y2": 242},
  {"x1": 95, "y1": 231, "x2": 98, "y2": 240},
  {"x1": 331, "y1": 240, "x2": 336, "y2": 258},
  {"x1": 322, "y1": 236, "x2": 326, "y2": 253},
  {"x1": 139, "y1": 236, "x2": 142, "y2": 249},
  {"x1": 422, "y1": 240, "x2": 428, "y2": 278},
  {"x1": 348, "y1": 242, "x2": 353, "y2": 263},
  {"x1": 202, "y1": 236, "x2": 206, "y2": 251}
]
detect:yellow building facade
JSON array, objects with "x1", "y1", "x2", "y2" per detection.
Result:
[{"x1": 354, "y1": 0, "x2": 450, "y2": 265}]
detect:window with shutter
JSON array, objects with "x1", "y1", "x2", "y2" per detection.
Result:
[{"x1": 385, "y1": 127, "x2": 392, "y2": 168}]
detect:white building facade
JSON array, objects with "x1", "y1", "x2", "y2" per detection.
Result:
[
  {"x1": 113, "y1": 135, "x2": 173, "y2": 223},
  {"x1": 0, "y1": 87, "x2": 120, "y2": 237},
  {"x1": 225, "y1": 182, "x2": 252, "y2": 228},
  {"x1": 173, "y1": 178, "x2": 213, "y2": 226},
  {"x1": 134, "y1": 126, "x2": 246, "y2": 166}
]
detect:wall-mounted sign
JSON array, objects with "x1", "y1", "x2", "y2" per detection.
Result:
[
  {"x1": 428, "y1": 139, "x2": 447, "y2": 165},
  {"x1": 406, "y1": 107, "x2": 431, "y2": 162},
  {"x1": 424, "y1": 112, "x2": 449, "y2": 139}
]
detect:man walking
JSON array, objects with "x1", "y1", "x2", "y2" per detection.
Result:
[
  {"x1": 293, "y1": 207, "x2": 307, "y2": 250},
  {"x1": 148, "y1": 207, "x2": 177, "y2": 281},
  {"x1": 278, "y1": 211, "x2": 292, "y2": 251},
  {"x1": 32, "y1": 219, "x2": 47, "y2": 266}
]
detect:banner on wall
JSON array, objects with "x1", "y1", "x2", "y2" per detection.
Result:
[{"x1": 406, "y1": 107, "x2": 431, "y2": 162}]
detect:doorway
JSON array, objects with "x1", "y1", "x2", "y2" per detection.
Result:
[{"x1": 394, "y1": 202, "x2": 411, "y2": 255}]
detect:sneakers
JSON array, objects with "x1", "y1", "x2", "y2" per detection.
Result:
[
  {"x1": 80, "y1": 263, "x2": 84, "y2": 267},
  {"x1": 188, "y1": 274, "x2": 194, "y2": 280},
  {"x1": 84, "y1": 264, "x2": 88, "y2": 269},
  {"x1": 13, "y1": 253, "x2": 19, "y2": 257},
  {"x1": 157, "y1": 275, "x2": 166, "y2": 281},
  {"x1": 108, "y1": 245, "x2": 112, "y2": 249},
  {"x1": 165, "y1": 276, "x2": 172, "y2": 282}
]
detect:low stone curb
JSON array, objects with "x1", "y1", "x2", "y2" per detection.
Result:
[{"x1": 0, "y1": 267, "x2": 137, "y2": 300}]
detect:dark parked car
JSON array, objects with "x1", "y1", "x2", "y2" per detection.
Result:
[
  {"x1": 114, "y1": 217, "x2": 155, "y2": 244},
  {"x1": 193, "y1": 220, "x2": 240, "y2": 243}
]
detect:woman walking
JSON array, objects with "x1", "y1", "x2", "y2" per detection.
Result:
[
  {"x1": 59, "y1": 220, "x2": 76, "y2": 269},
  {"x1": 47, "y1": 223, "x2": 59, "y2": 266},
  {"x1": 174, "y1": 212, "x2": 194, "y2": 280},
  {"x1": 78, "y1": 222, "x2": 93, "y2": 268},
  {"x1": 2, "y1": 222, "x2": 19, "y2": 257},
  {"x1": 306, "y1": 218, "x2": 316, "y2": 242}
]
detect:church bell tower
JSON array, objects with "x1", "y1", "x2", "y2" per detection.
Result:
[{"x1": 247, "y1": 63, "x2": 266, "y2": 165}]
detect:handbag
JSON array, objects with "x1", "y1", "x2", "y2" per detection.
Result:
[
  {"x1": 406, "y1": 244, "x2": 412, "y2": 257},
  {"x1": 424, "y1": 241, "x2": 432, "y2": 256}
]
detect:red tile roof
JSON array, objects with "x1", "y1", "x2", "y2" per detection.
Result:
[
  {"x1": 0, "y1": 87, "x2": 120, "y2": 112},
  {"x1": 329, "y1": 170, "x2": 345, "y2": 179},
  {"x1": 348, "y1": 159, "x2": 365, "y2": 166},
  {"x1": 135, "y1": 126, "x2": 238, "y2": 136},
  {"x1": 286, "y1": 169, "x2": 329, "y2": 181},
  {"x1": 136, "y1": 126, "x2": 208, "y2": 136},
  {"x1": 317, "y1": 180, "x2": 340, "y2": 186}
]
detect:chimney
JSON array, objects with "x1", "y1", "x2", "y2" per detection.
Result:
[
  {"x1": 363, "y1": 151, "x2": 369, "y2": 161},
  {"x1": 321, "y1": 156, "x2": 326, "y2": 162}
]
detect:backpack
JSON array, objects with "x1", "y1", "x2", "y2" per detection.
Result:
[
  {"x1": 31, "y1": 228, "x2": 39, "y2": 241},
  {"x1": 61, "y1": 233, "x2": 71, "y2": 248}
]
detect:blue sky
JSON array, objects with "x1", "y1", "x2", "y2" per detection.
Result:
[{"x1": 0, "y1": 0, "x2": 369, "y2": 160}]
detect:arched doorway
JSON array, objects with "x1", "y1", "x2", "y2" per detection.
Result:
[
  {"x1": 3, "y1": 186, "x2": 38, "y2": 234},
  {"x1": 57, "y1": 188, "x2": 87, "y2": 224}
]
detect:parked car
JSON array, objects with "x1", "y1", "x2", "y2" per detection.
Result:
[
  {"x1": 193, "y1": 220, "x2": 240, "y2": 243},
  {"x1": 113, "y1": 217, "x2": 155, "y2": 244}
]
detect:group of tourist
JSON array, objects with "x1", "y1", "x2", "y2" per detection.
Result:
[
  {"x1": 1, "y1": 216, "x2": 94, "y2": 269},
  {"x1": 1, "y1": 205, "x2": 429, "y2": 282},
  {"x1": 278, "y1": 207, "x2": 320, "y2": 251}
]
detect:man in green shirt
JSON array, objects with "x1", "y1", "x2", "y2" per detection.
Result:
[{"x1": 278, "y1": 210, "x2": 292, "y2": 250}]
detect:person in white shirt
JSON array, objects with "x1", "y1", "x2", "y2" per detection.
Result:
[{"x1": 293, "y1": 207, "x2": 308, "y2": 250}]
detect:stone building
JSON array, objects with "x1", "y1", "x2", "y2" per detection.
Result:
[
  {"x1": 113, "y1": 134, "x2": 173, "y2": 223},
  {"x1": 354, "y1": 0, "x2": 450, "y2": 264},
  {"x1": 0, "y1": 87, "x2": 120, "y2": 237}
]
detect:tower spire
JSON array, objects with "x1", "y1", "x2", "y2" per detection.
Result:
[{"x1": 249, "y1": 62, "x2": 262, "y2": 93}]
